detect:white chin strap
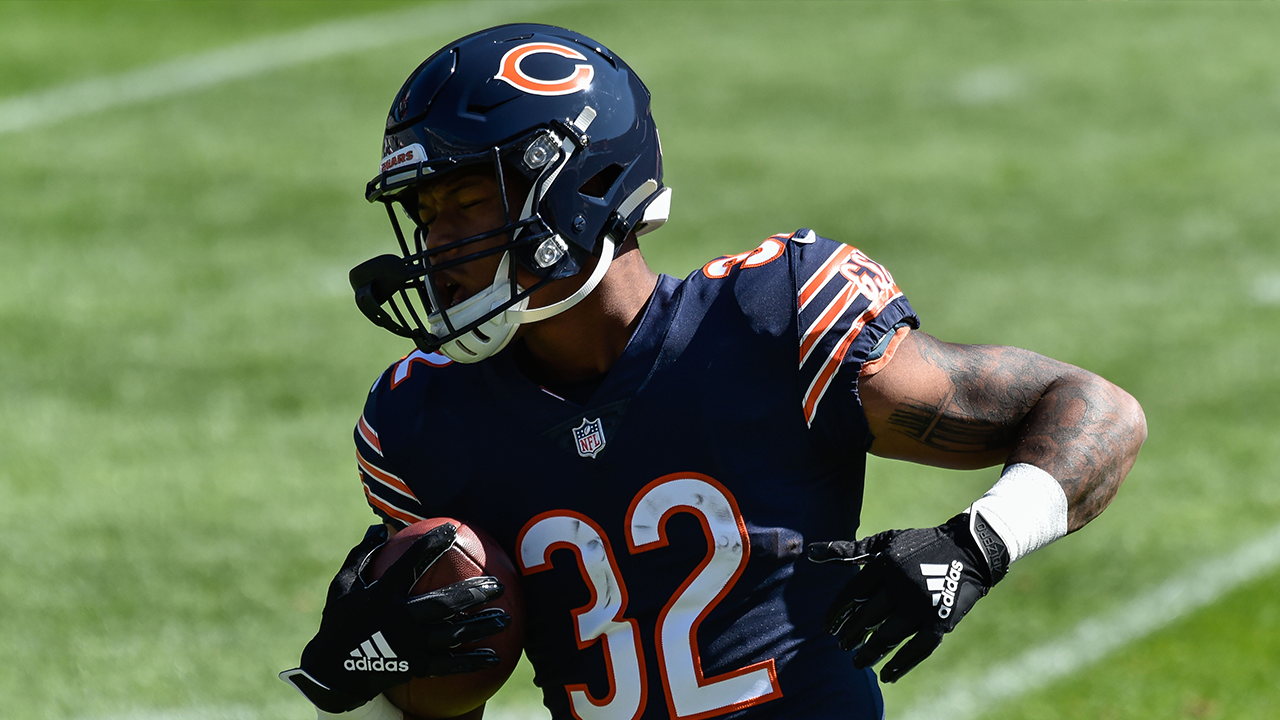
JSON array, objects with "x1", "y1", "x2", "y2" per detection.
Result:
[
  {"x1": 428, "y1": 234, "x2": 615, "y2": 364},
  {"x1": 507, "y1": 233, "x2": 615, "y2": 325},
  {"x1": 427, "y1": 251, "x2": 528, "y2": 364},
  {"x1": 500, "y1": 179, "x2": 664, "y2": 329}
]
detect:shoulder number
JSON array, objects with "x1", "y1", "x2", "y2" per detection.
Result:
[
  {"x1": 387, "y1": 350, "x2": 452, "y2": 390},
  {"x1": 701, "y1": 235, "x2": 788, "y2": 279}
]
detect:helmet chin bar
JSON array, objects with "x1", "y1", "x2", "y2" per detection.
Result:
[{"x1": 428, "y1": 251, "x2": 529, "y2": 363}]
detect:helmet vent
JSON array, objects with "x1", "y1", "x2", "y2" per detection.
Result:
[
  {"x1": 579, "y1": 163, "x2": 624, "y2": 199},
  {"x1": 389, "y1": 49, "x2": 457, "y2": 131},
  {"x1": 465, "y1": 95, "x2": 519, "y2": 116}
]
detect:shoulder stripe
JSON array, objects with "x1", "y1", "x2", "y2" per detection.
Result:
[
  {"x1": 799, "y1": 281, "x2": 865, "y2": 367},
  {"x1": 798, "y1": 243, "x2": 856, "y2": 311},
  {"x1": 801, "y1": 287, "x2": 904, "y2": 425},
  {"x1": 362, "y1": 483, "x2": 426, "y2": 527},
  {"x1": 357, "y1": 415, "x2": 382, "y2": 456},
  {"x1": 357, "y1": 450, "x2": 419, "y2": 502}
]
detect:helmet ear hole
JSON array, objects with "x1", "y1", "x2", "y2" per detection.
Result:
[{"x1": 578, "y1": 163, "x2": 625, "y2": 200}]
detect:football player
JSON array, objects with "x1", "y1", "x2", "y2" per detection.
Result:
[{"x1": 281, "y1": 23, "x2": 1147, "y2": 720}]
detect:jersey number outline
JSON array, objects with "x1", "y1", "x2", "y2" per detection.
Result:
[
  {"x1": 701, "y1": 236, "x2": 787, "y2": 279},
  {"x1": 518, "y1": 474, "x2": 782, "y2": 720}
]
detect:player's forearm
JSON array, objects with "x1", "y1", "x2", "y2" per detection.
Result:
[{"x1": 1004, "y1": 370, "x2": 1147, "y2": 532}]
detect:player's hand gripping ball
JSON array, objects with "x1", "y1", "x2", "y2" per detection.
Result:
[
  {"x1": 367, "y1": 518, "x2": 526, "y2": 719},
  {"x1": 280, "y1": 522, "x2": 520, "y2": 717}
]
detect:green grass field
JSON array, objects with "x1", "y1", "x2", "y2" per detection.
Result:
[{"x1": 2, "y1": 2, "x2": 1279, "y2": 719}]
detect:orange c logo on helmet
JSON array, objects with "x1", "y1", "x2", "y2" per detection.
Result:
[{"x1": 494, "y1": 42, "x2": 595, "y2": 96}]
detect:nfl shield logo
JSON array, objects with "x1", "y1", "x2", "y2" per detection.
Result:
[{"x1": 573, "y1": 418, "x2": 606, "y2": 459}]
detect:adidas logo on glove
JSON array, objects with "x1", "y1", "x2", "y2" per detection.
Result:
[
  {"x1": 344, "y1": 631, "x2": 410, "y2": 673},
  {"x1": 920, "y1": 561, "x2": 964, "y2": 619}
]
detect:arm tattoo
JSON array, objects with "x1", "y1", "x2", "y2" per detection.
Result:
[
  {"x1": 887, "y1": 392, "x2": 1015, "y2": 455},
  {"x1": 890, "y1": 333, "x2": 1146, "y2": 531},
  {"x1": 1005, "y1": 377, "x2": 1144, "y2": 532},
  {"x1": 887, "y1": 336, "x2": 1046, "y2": 455}
]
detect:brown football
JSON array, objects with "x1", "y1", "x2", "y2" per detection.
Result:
[{"x1": 364, "y1": 518, "x2": 525, "y2": 720}]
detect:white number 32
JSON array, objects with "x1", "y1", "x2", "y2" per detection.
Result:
[{"x1": 518, "y1": 474, "x2": 783, "y2": 720}]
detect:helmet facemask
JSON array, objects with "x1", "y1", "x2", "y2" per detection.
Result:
[{"x1": 351, "y1": 24, "x2": 671, "y2": 364}]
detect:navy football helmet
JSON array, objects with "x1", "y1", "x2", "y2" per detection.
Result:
[{"x1": 350, "y1": 24, "x2": 671, "y2": 362}]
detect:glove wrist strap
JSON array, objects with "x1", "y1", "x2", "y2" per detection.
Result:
[
  {"x1": 280, "y1": 668, "x2": 376, "y2": 715},
  {"x1": 967, "y1": 462, "x2": 1069, "y2": 577},
  {"x1": 967, "y1": 509, "x2": 1011, "y2": 584}
]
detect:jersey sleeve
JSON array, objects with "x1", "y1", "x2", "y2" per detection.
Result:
[
  {"x1": 789, "y1": 229, "x2": 919, "y2": 442},
  {"x1": 352, "y1": 363, "x2": 430, "y2": 530}
]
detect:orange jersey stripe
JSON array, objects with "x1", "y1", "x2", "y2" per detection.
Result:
[
  {"x1": 357, "y1": 415, "x2": 382, "y2": 456},
  {"x1": 802, "y1": 287, "x2": 904, "y2": 425},
  {"x1": 356, "y1": 450, "x2": 418, "y2": 502},
  {"x1": 362, "y1": 483, "x2": 426, "y2": 526},
  {"x1": 798, "y1": 244, "x2": 855, "y2": 311},
  {"x1": 799, "y1": 281, "x2": 864, "y2": 367}
]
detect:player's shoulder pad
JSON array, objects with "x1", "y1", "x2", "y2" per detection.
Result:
[
  {"x1": 790, "y1": 230, "x2": 919, "y2": 428},
  {"x1": 380, "y1": 349, "x2": 456, "y2": 393},
  {"x1": 355, "y1": 352, "x2": 448, "y2": 529},
  {"x1": 689, "y1": 230, "x2": 816, "y2": 336},
  {"x1": 692, "y1": 227, "x2": 912, "y2": 328},
  {"x1": 695, "y1": 228, "x2": 857, "y2": 288},
  {"x1": 360, "y1": 345, "x2": 455, "y2": 417},
  {"x1": 357, "y1": 349, "x2": 455, "y2": 461},
  {"x1": 698, "y1": 230, "x2": 797, "y2": 283}
]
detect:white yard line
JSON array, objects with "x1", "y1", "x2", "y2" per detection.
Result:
[
  {"x1": 897, "y1": 521, "x2": 1280, "y2": 720},
  {"x1": 0, "y1": 1, "x2": 552, "y2": 136}
]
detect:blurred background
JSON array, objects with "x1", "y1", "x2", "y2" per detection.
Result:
[{"x1": 2, "y1": 1, "x2": 1278, "y2": 718}]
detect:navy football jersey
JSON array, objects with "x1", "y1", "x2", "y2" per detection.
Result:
[{"x1": 353, "y1": 230, "x2": 918, "y2": 720}]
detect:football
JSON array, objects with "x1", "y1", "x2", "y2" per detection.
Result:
[{"x1": 364, "y1": 518, "x2": 525, "y2": 720}]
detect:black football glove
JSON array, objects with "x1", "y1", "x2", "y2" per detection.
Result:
[
  {"x1": 280, "y1": 524, "x2": 510, "y2": 713},
  {"x1": 806, "y1": 511, "x2": 1009, "y2": 683}
]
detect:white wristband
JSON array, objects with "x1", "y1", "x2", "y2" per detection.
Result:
[
  {"x1": 316, "y1": 694, "x2": 403, "y2": 720},
  {"x1": 968, "y1": 463, "x2": 1069, "y2": 564}
]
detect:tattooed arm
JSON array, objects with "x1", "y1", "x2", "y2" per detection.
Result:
[
  {"x1": 805, "y1": 330, "x2": 1146, "y2": 683},
  {"x1": 859, "y1": 330, "x2": 1146, "y2": 532}
]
